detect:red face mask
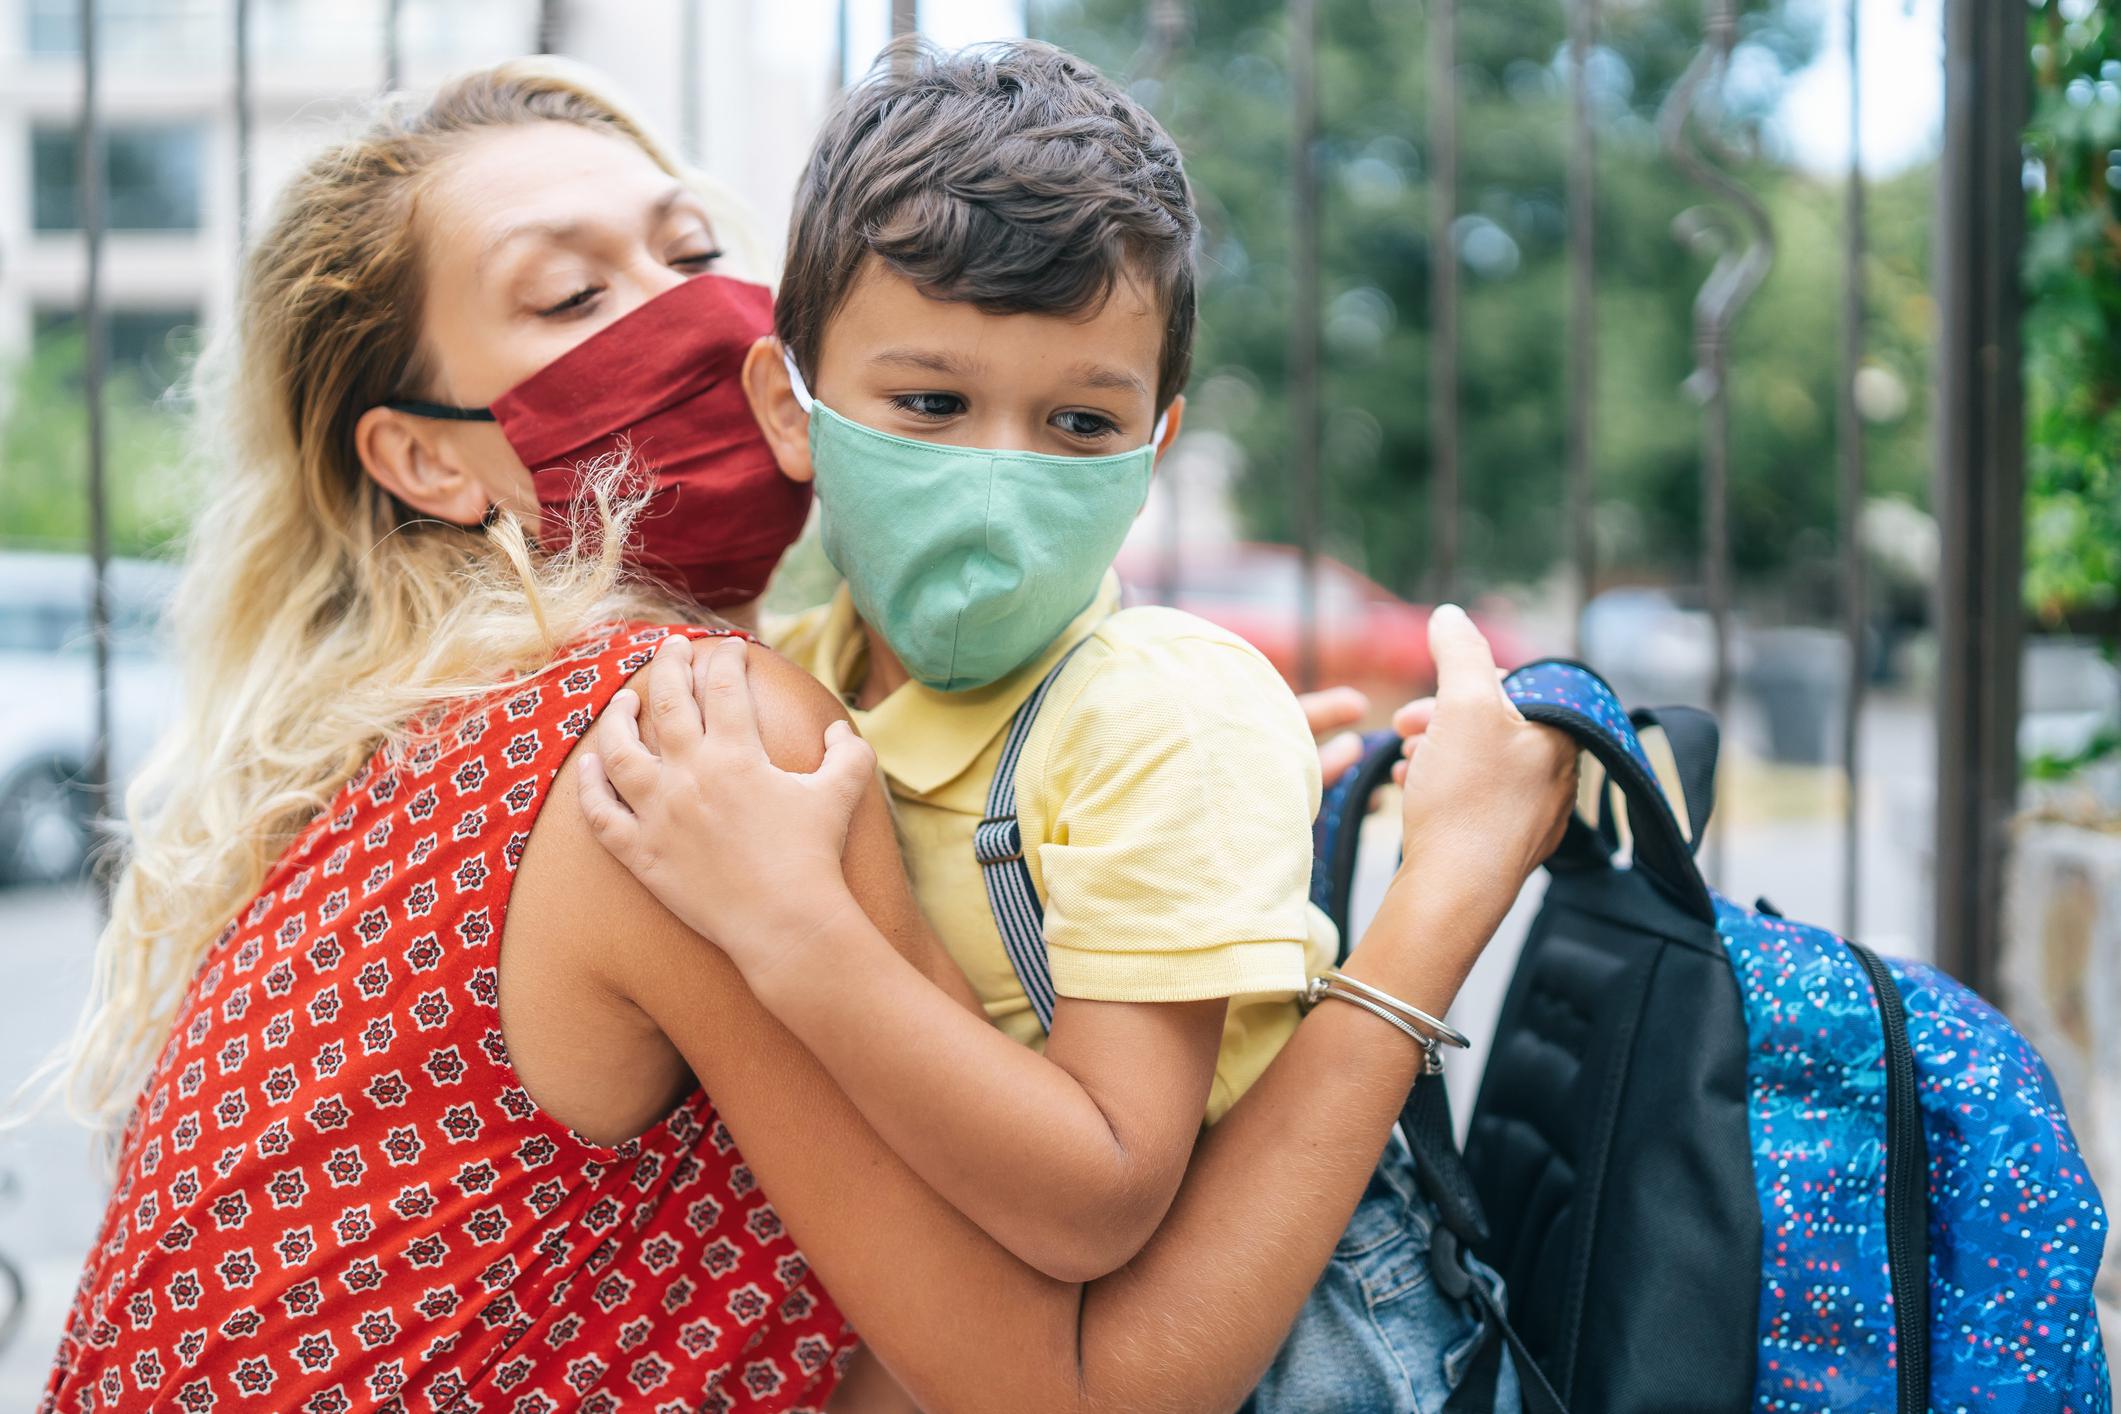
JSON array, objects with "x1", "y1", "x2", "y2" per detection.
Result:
[{"x1": 384, "y1": 274, "x2": 808, "y2": 609}]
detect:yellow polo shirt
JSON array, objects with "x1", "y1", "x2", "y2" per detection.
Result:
[{"x1": 772, "y1": 575, "x2": 1337, "y2": 1122}]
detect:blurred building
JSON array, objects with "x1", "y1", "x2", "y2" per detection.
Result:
[{"x1": 0, "y1": 0, "x2": 1001, "y2": 383}]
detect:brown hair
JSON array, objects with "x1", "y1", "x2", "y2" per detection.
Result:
[{"x1": 777, "y1": 38, "x2": 1199, "y2": 409}]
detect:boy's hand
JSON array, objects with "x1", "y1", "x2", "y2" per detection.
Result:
[
  {"x1": 577, "y1": 635, "x2": 878, "y2": 986},
  {"x1": 1297, "y1": 686, "x2": 1370, "y2": 787}
]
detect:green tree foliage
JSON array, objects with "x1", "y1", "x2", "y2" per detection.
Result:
[
  {"x1": 0, "y1": 331, "x2": 192, "y2": 557},
  {"x1": 1030, "y1": 0, "x2": 1936, "y2": 601},
  {"x1": 2024, "y1": 0, "x2": 2121, "y2": 633}
]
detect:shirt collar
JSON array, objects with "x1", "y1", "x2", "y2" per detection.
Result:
[{"x1": 822, "y1": 572, "x2": 1122, "y2": 797}]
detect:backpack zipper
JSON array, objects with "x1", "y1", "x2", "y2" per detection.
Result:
[{"x1": 1847, "y1": 940, "x2": 1930, "y2": 1414}]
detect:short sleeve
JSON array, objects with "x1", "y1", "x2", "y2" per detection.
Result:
[{"x1": 1016, "y1": 608, "x2": 1325, "y2": 1004}]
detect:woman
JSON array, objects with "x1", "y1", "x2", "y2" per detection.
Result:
[{"x1": 41, "y1": 59, "x2": 1575, "y2": 1413}]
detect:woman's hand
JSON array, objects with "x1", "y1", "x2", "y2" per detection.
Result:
[
  {"x1": 577, "y1": 634, "x2": 879, "y2": 988},
  {"x1": 1359, "y1": 605, "x2": 1577, "y2": 981}
]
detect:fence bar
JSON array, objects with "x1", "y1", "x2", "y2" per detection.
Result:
[
  {"x1": 1136, "y1": 0, "x2": 1189, "y2": 611},
  {"x1": 680, "y1": 0, "x2": 701, "y2": 162},
  {"x1": 1289, "y1": 0, "x2": 1322, "y2": 692},
  {"x1": 384, "y1": 0, "x2": 402, "y2": 90},
  {"x1": 1836, "y1": 0, "x2": 1866, "y2": 935},
  {"x1": 1427, "y1": 0, "x2": 1458, "y2": 604},
  {"x1": 79, "y1": 0, "x2": 112, "y2": 904},
  {"x1": 1931, "y1": 0, "x2": 2027, "y2": 995},
  {"x1": 234, "y1": 0, "x2": 251, "y2": 246},
  {"x1": 891, "y1": 0, "x2": 917, "y2": 73},
  {"x1": 535, "y1": 0, "x2": 561, "y2": 56},
  {"x1": 1566, "y1": 0, "x2": 1597, "y2": 649}
]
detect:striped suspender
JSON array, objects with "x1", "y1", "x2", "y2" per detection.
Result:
[{"x1": 974, "y1": 646, "x2": 1086, "y2": 1034}]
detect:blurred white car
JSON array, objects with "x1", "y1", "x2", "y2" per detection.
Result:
[{"x1": 0, "y1": 552, "x2": 179, "y2": 884}]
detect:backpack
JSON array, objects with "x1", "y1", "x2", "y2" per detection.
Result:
[{"x1": 1312, "y1": 657, "x2": 2113, "y2": 1414}]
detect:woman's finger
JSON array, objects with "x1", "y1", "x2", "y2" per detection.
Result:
[
  {"x1": 575, "y1": 752, "x2": 642, "y2": 861},
  {"x1": 1391, "y1": 697, "x2": 1437, "y2": 741},
  {"x1": 1428, "y1": 604, "x2": 1500, "y2": 708},
  {"x1": 694, "y1": 638, "x2": 768, "y2": 763},
  {"x1": 644, "y1": 635, "x2": 704, "y2": 750}
]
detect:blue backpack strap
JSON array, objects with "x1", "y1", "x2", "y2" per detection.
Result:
[
  {"x1": 1503, "y1": 658, "x2": 1714, "y2": 922},
  {"x1": 974, "y1": 645, "x2": 1088, "y2": 1034}
]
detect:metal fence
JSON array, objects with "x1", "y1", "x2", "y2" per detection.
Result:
[{"x1": 58, "y1": 0, "x2": 2027, "y2": 992}]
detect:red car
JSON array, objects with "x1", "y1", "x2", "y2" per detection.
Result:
[{"x1": 1114, "y1": 541, "x2": 1529, "y2": 705}]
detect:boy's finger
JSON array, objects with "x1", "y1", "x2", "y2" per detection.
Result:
[
  {"x1": 644, "y1": 636, "x2": 704, "y2": 750},
  {"x1": 1298, "y1": 686, "x2": 1369, "y2": 740},
  {"x1": 817, "y1": 720, "x2": 878, "y2": 819},
  {"x1": 576, "y1": 753, "x2": 641, "y2": 860},
  {"x1": 594, "y1": 692, "x2": 662, "y2": 802},
  {"x1": 695, "y1": 638, "x2": 768, "y2": 763},
  {"x1": 1317, "y1": 731, "x2": 1364, "y2": 788},
  {"x1": 1429, "y1": 605, "x2": 1501, "y2": 709}
]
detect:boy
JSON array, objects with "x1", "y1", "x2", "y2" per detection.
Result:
[{"x1": 592, "y1": 39, "x2": 1513, "y2": 1413}]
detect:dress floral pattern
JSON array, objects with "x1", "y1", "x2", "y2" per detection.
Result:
[{"x1": 44, "y1": 623, "x2": 856, "y2": 1414}]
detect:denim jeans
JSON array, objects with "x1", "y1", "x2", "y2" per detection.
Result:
[{"x1": 1243, "y1": 1133, "x2": 1521, "y2": 1414}]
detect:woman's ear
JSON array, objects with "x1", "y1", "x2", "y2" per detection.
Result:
[
  {"x1": 353, "y1": 405, "x2": 493, "y2": 525},
  {"x1": 1152, "y1": 394, "x2": 1185, "y2": 463},
  {"x1": 742, "y1": 336, "x2": 815, "y2": 484}
]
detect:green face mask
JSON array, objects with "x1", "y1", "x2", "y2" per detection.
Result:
[{"x1": 786, "y1": 354, "x2": 1162, "y2": 692}]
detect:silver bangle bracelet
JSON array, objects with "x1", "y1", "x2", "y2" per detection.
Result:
[
  {"x1": 1306, "y1": 984, "x2": 1445, "y2": 1074},
  {"x1": 1306, "y1": 970, "x2": 1472, "y2": 1052}
]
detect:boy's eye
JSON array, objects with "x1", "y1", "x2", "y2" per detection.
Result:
[
  {"x1": 888, "y1": 392, "x2": 966, "y2": 420},
  {"x1": 1054, "y1": 410, "x2": 1120, "y2": 441}
]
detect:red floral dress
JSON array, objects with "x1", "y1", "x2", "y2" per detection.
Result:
[{"x1": 43, "y1": 623, "x2": 856, "y2": 1414}]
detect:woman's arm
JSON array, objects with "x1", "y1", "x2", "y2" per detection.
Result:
[
  {"x1": 538, "y1": 606, "x2": 1572, "y2": 1413},
  {"x1": 588, "y1": 638, "x2": 1226, "y2": 1282}
]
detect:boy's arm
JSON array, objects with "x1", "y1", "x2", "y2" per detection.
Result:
[{"x1": 582, "y1": 636, "x2": 1224, "y2": 1282}]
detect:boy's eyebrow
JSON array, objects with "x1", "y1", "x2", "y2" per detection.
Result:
[
  {"x1": 869, "y1": 347, "x2": 982, "y2": 378},
  {"x1": 1064, "y1": 361, "x2": 1151, "y2": 398}
]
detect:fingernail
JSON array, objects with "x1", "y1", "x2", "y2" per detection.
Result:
[{"x1": 1435, "y1": 602, "x2": 1467, "y2": 622}]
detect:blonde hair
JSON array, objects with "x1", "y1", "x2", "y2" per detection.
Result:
[{"x1": 50, "y1": 58, "x2": 764, "y2": 1138}]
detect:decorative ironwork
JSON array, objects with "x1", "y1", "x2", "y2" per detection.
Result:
[{"x1": 1657, "y1": 0, "x2": 1775, "y2": 879}]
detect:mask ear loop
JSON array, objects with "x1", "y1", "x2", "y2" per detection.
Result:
[{"x1": 781, "y1": 349, "x2": 817, "y2": 415}]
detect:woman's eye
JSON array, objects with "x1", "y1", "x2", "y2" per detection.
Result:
[
  {"x1": 671, "y1": 247, "x2": 724, "y2": 269},
  {"x1": 888, "y1": 392, "x2": 966, "y2": 420},
  {"x1": 1055, "y1": 410, "x2": 1120, "y2": 441},
  {"x1": 536, "y1": 286, "x2": 602, "y2": 318}
]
